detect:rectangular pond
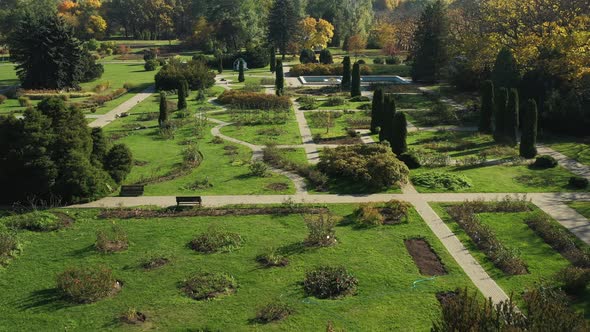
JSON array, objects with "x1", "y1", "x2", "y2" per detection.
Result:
[{"x1": 299, "y1": 75, "x2": 410, "y2": 85}]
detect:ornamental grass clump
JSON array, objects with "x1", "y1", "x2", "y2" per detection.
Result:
[
  {"x1": 189, "y1": 229, "x2": 243, "y2": 253},
  {"x1": 304, "y1": 212, "x2": 337, "y2": 247},
  {"x1": 181, "y1": 272, "x2": 237, "y2": 300},
  {"x1": 56, "y1": 266, "x2": 119, "y2": 303}
]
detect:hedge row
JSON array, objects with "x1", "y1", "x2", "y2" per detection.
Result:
[
  {"x1": 218, "y1": 90, "x2": 292, "y2": 110},
  {"x1": 291, "y1": 63, "x2": 372, "y2": 77}
]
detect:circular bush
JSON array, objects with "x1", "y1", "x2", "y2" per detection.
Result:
[
  {"x1": 189, "y1": 230, "x2": 243, "y2": 253},
  {"x1": 373, "y1": 57, "x2": 384, "y2": 64},
  {"x1": 144, "y1": 59, "x2": 158, "y2": 71},
  {"x1": 569, "y1": 176, "x2": 589, "y2": 189},
  {"x1": 385, "y1": 56, "x2": 402, "y2": 65},
  {"x1": 57, "y1": 266, "x2": 119, "y2": 303},
  {"x1": 255, "y1": 302, "x2": 293, "y2": 323},
  {"x1": 181, "y1": 272, "x2": 237, "y2": 300},
  {"x1": 353, "y1": 203, "x2": 384, "y2": 227},
  {"x1": 533, "y1": 155, "x2": 558, "y2": 169},
  {"x1": 299, "y1": 49, "x2": 317, "y2": 64},
  {"x1": 357, "y1": 59, "x2": 366, "y2": 64},
  {"x1": 412, "y1": 172, "x2": 472, "y2": 191},
  {"x1": 5, "y1": 211, "x2": 62, "y2": 231},
  {"x1": 304, "y1": 266, "x2": 358, "y2": 299},
  {"x1": 398, "y1": 152, "x2": 421, "y2": 169}
]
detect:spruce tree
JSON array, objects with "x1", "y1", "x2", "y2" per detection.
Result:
[
  {"x1": 238, "y1": 59, "x2": 245, "y2": 83},
  {"x1": 505, "y1": 88, "x2": 519, "y2": 146},
  {"x1": 379, "y1": 94, "x2": 395, "y2": 143},
  {"x1": 493, "y1": 87, "x2": 508, "y2": 143},
  {"x1": 520, "y1": 99, "x2": 538, "y2": 159},
  {"x1": 351, "y1": 62, "x2": 361, "y2": 97},
  {"x1": 341, "y1": 56, "x2": 351, "y2": 89},
  {"x1": 391, "y1": 112, "x2": 408, "y2": 155},
  {"x1": 479, "y1": 80, "x2": 494, "y2": 133},
  {"x1": 268, "y1": 0, "x2": 297, "y2": 59},
  {"x1": 410, "y1": 0, "x2": 449, "y2": 83},
  {"x1": 178, "y1": 80, "x2": 187, "y2": 110},
  {"x1": 159, "y1": 92, "x2": 168, "y2": 126},
  {"x1": 492, "y1": 47, "x2": 520, "y2": 89},
  {"x1": 270, "y1": 46, "x2": 276, "y2": 73},
  {"x1": 275, "y1": 60, "x2": 284, "y2": 96},
  {"x1": 371, "y1": 88, "x2": 384, "y2": 134}
]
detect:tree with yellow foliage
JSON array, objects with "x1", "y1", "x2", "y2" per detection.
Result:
[
  {"x1": 296, "y1": 16, "x2": 335, "y2": 50},
  {"x1": 58, "y1": 0, "x2": 107, "y2": 39}
]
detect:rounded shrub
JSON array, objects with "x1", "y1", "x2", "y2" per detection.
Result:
[
  {"x1": 353, "y1": 203, "x2": 384, "y2": 227},
  {"x1": 357, "y1": 59, "x2": 366, "y2": 64},
  {"x1": 303, "y1": 266, "x2": 358, "y2": 299},
  {"x1": 569, "y1": 176, "x2": 589, "y2": 189},
  {"x1": 255, "y1": 302, "x2": 293, "y2": 323},
  {"x1": 385, "y1": 56, "x2": 402, "y2": 65},
  {"x1": 181, "y1": 272, "x2": 237, "y2": 300},
  {"x1": 95, "y1": 224, "x2": 129, "y2": 253},
  {"x1": 373, "y1": 57, "x2": 384, "y2": 64},
  {"x1": 299, "y1": 49, "x2": 317, "y2": 64},
  {"x1": 398, "y1": 152, "x2": 421, "y2": 169},
  {"x1": 533, "y1": 155, "x2": 558, "y2": 169},
  {"x1": 319, "y1": 49, "x2": 333, "y2": 65},
  {"x1": 189, "y1": 229, "x2": 243, "y2": 253},
  {"x1": 144, "y1": 59, "x2": 158, "y2": 71},
  {"x1": 5, "y1": 211, "x2": 62, "y2": 231},
  {"x1": 56, "y1": 266, "x2": 118, "y2": 303}
]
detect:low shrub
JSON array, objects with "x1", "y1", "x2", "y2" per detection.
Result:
[
  {"x1": 95, "y1": 224, "x2": 129, "y2": 253},
  {"x1": 256, "y1": 248, "x2": 289, "y2": 267},
  {"x1": 324, "y1": 96, "x2": 346, "y2": 106},
  {"x1": 243, "y1": 82, "x2": 263, "y2": 92},
  {"x1": 304, "y1": 212, "x2": 337, "y2": 247},
  {"x1": 218, "y1": 90, "x2": 292, "y2": 110},
  {"x1": 382, "y1": 200, "x2": 410, "y2": 224},
  {"x1": 556, "y1": 266, "x2": 590, "y2": 294},
  {"x1": 0, "y1": 94, "x2": 6, "y2": 104},
  {"x1": 350, "y1": 96, "x2": 370, "y2": 102},
  {"x1": 304, "y1": 266, "x2": 358, "y2": 299},
  {"x1": 373, "y1": 57, "x2": 384, "y2": 64},
  {"x1": 385, "y1": 56, "x2": 402, "y2": 65},
  {"x1": 398, "y1": 152, "x2": 421, "y2": 169},
  {"x1": 262, "y1": 145, "x2": 328, "y2": 191},
  {"x1": 18, "y1": 96, "x2": 31, "y2": 107},
  {"x1": 255, "y1": 302, "x2": 293, "y2": 323},
  {"x1": 89, "y1": 88, "x2": 127, "y2": 106},
  {"x1": 412, "y1": 172, "x2": 472, "y2": 191},
  {"x1": 353, "y1": 203, "x2": 384, "y2": 227},
  {"x1": 290, "y1": 63, "x2": 372, "y2": 76},
  {"x1": 5, "y1": 211, "x2": 63, "y2": 231},
  {"x1": 249, "y1": 161, "x2": 269, "y2": 177},
  {"x1": 297, "y1": 96, "x2": 318, "y2": 110},
  {"x1": 56, "y1": 266, "x2": 118, "y2": 303},
  {"x1": 569, "y1": 176, "x2": 589, "y2": 189},
  {"x1": 189, "y1": 229, "x2": 243, "y2": 253},
  {"x1": 182, "y1": 272, "x2": 237, "y2": 300},
  {"x1": 123, "y1": 82, "x2": 137, "y2": 90},
  {"x1": 0, "y1": 230, "x2": 20, "y2": 266},
  {"x1": 533, "y1": 155, "x2": 558, "y2": 169},
  {"x1": 144, "y1": 59, "x2": 158, "y2": 71},
  {"x1": 119, "y1": 307, "x2": 147, "y2": 325}
]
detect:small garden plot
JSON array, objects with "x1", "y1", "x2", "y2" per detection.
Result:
[
  {"x1": 404, "y1": 239, "x2": 447, "y2": 276},
  {"x1": 433, "y1": 202, "x2": 579, "y2": 306},
  {"x1": 568, "y1": 201, "x2": 590, "y2": 219},
  {"x1": 393, "y1": 93, "x2": 435, "y2": 110},
  {"x1": 0, "y1": 206, "x2": 476, "y2": 331},
  {"x1": 405, "y1": 102, "x2": 478, "y2": 127},
  {"x1": 305, "y1": 111, "x2": 368, "y2": 143}
]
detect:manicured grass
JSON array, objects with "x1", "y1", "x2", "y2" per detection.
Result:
[
  {"x1": 412, "y1": 165, "x2": 584, "y2": 193},
  {"x1": 0, "y1": 64, "x2": 18, "y2": 88},
  {"x1": 432, "y1": 204, "x2": 588, "y2": 311},
  {"x1": 306, "y1": 111, "x2": 370, "y2": 140},
  {"x1": 275, "y1": 147, "x2": 308, "y2": 165},
  {"x1": 104, "y1": 94, "x2": 296, "y2": 196},
  {"x1": 568, "y1": 201, "x2": 590, "y2": 219},
  {"x1": 394, "y1": 94, "x2": 435, "y2": 109},
  {"x1": 0, "y1": 205, "x2": 476, "y2": 330},
  {"x1": 547, "y1": 140, "x2": 590, "y2": 166}
]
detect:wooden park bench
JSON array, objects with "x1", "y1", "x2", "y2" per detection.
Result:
[
  {"x1": 176, "y1": 196, "x2": 202, "y2": 207},
  {"x1": 119, "y1": 185, "x2": 144, "y2": 197}
]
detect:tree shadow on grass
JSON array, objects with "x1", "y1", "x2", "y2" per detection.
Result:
[
  {"x1": 277, "y1": 242, "x2": 308, "y2": 256},
  {"x1": 66, "y1": 244, "x2": 96, "y2": 259},
  {"x1": 15, "y1": 288, "x2": 72, "y2": 312}
]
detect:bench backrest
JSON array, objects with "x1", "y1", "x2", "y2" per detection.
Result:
[{"x1": 176, "y1": 196, "x2": 202, "y2": 202}]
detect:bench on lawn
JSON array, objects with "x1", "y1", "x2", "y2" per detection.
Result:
[
  {"x1": 119, "y1": 185, "x2": 144, "y2": 197},
  {"x1": 176, "y1": 196, "x2": 202, "y2": 207}
]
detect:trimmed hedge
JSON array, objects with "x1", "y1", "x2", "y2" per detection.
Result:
[
  {"x1": 218, "y1": 90, "x2": 292, "y2": 110},
  {"x1": 291, "y1": 63, "x2": 372, "y2": 76}
]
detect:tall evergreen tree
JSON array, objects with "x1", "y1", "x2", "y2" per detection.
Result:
[
  {"x1": 159, "y1": 92, "x2": 168, "y2": 126},
  {"x1": 494, "y1": 87, "x2": 508, "y2": 143},
  {"x1": 520, "y1": 99, "x2": 538, "y2": 159},
  {"x1": 238, "y1": 59, "x2": 245, "y2": 83},
  {"x1": 479, "y1": 80, "x2": 495, "y2": 133},
  {"x1": 492, "y1": 47, "x2": 520, "y2": 90},
  {"x1": 410, "y1": 0, "x2": 449, "y2": 83},
  {"x1": 379, "y1": 94, "x2": 395, "y2": 143},
  {"x1": 275, "y1": 60, "x2": 284, "y2": 96},
  {"x1": 505, "y1": 88, "x2": 519, "y2": 146},
  {"x1": 351, "y1": 62, "x2": 361, "y2": 97},
  {"x1": 391, "y1": 112, "x2": 408, "y2": 155},
  {"x1": 178, "y1": 80, "x2": 188, "y2": 110},
  {"x1": 341, "y1": 56, "x2": 351, "y2": 89},
  {"x1": 216, "y1": 49, "x2": 223, "y2": 74},
  {"x1": 270, "y1": 46, "x2": 276, "y2": 73},
  {"x1": 268, "y1": 0, "x2": 297, "y2": 59},
  {"x1": 371, "y1": 88, "x2": 384, "y2": 134}
]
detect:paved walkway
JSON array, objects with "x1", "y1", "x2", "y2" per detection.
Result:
[
  {"x1": 89, "y1": 86, "x2": 155, "y2": 128},
  {"x1": 538, "y1": 144, "x2": 590, "y2": 181}
]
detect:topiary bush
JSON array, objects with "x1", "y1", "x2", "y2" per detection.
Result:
[
  {"x1": 300, "y1": 49, "x2": 317, "y2": 64},
  {"x1": 56, "y1": 266, "x2": 119, "y2": 303},
  {"x1": 304, "y1": 266, "x2": 358, "y2": 299},
  {"x1": 304, "y1": 212, "x2": 337, "y2": 247},
  {"x1": 412, "y1": 172, "x2": 472, "y2": 191},
  {"x1": 373, "y1": 57, "x2": 384, "y2": 64},
  {"x1": 256, "y1": 248, "x2": 289, "y2": 267},
  {"x1": 353, "y1": 203, "x2": 384, "y2": 227},
  {"x1": 319, "y1": 49, "x2": 333, "y2": 65},
  {"x1": 144, "y1": 59, "x2": 158, "y2": 71},
  {"x1": 533, "y1": 155, "x2": 558, "y2": 169},
  {"x1": 181, "y1": 272, "x2": 237, "y2": 300},
  {"x1": 398, "y1": 152, "x2": 421, "y2": 169},
  {"x1": 95, "y1": 224, "x2": 129, "y2": 253},
  {"x1": 5, "y1": 211, "x2": 62, "y2": 231},
  {"x1": 189, "y1": 229, "x2": 243, "y2": 253},
  {"x1": 255, "y1": 302, "x2": 294, "y2": 323},
  {"x1": 569, "y1": 176, "x2": 589, "y2": 189},
  {"x1": 385, "y1": 56, "x2": 402, "y2": 65}
]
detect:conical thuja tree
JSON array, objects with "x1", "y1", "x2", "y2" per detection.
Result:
[
  {"x1": 341, "y1": 56, "x2": 351, "y2": 89},
  {"x1": 270, "y1": 46, "x2": 276, "y2": 73},
  {"x1": 275, "y1": 60, "x2": 284, "y2": 96},
  {"x1": 159, "y1": 92, "x2": 168, "y2": 126},
  {"x1": 351, "y1": 62, "x2": 361, "y2": 97},
  {"x1": 379, "y1": 94, "x2": 395, "y2": 143},
  {"x1": 479, "y1": 80, "x2": 494, "y2": 133},
  {"x1": 371, "y1": 88, "x2": 384, "y2": 134},
  {"x1": 520, "y1": 99, "x2": 538, "y2": 159},
  {"x1": 505, "y1": 88, "x2": 519, "y2": 146},
  {"x1": 493, "y1": 87, "x2": 508, "y2": 143},
  {"x1": 391, "y1": 111, "x2": 408, "y2": 155},
  {"x1": 178, "y1": 80, "x2": 188, "y2": 110},
  {"x1": 238, "y1": 59, "x2": 245, "y2": 83}
]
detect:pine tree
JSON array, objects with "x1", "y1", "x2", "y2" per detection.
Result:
[
  {"x1": 341, "y1": 56, "x2": 351, "y2": 89},
  {"x1": 493, "y1": 87, "x2": 508, "y2": 143},
  {"x1": 351, "y1": 62, "x2": 361, "y2": 97},
  {"x1": 270, "y1": 46, "x2": 276, "y2": 73},
  {"x1": 492, "y1": 47, "x2": 520, "y2": 89},
  {"x1": 371, "y1": 88, "x2": 384, "y2": 134},
  {"x1": 238, "y1": 59, "x2": 245, "y2": 83},
  {"x1": 520, "y1": 99, "x2": 538, "y2": 159},
  {"x1": 391, "y1": 112, "x2": 408, "y2": 155},
  {"x1": 379, "y1": 94, "x2": 395, "y2": 143},
  {"x1": 159, "y1": 92, "x2": 168, "y2": 126},
  {"x1": 275, "y1": 60, "x2": 284, "y2": 96},
  {"x1": 410, "y1": 0, "x2": 449, "y2": 83},
  {"x1": 505, "y1": 88, "x2": 519, "y2": 146},
  {"x1": 268, "y1": 0, "x2": 297, "y2": 59},
  {"x1": 479, "y1": 80, "x2": 494, "y2": 133},
  {"x1": 177, "y1": 80, "x2": 187, "y2": 110}
]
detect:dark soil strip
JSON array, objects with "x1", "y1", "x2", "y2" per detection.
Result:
[
  {"x1": 99, "y1": 207, "x2": 329, "y2": 219},
  {"x1": 51, "y1": 211, "x2": 75, "y2": 228},
  {"x1": 404, "y1": 238, "x2": 447, "y2": 276}
]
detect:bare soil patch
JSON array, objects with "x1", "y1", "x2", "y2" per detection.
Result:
[
  {"x1": 404, "y1": 238, "x2": 447, "y2": 276},
  {"x1": 266, "y1": 182, "x2": 289, "y2": 191}
]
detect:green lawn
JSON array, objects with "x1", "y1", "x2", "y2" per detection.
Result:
[
  {"x1": 0, "y1": 205, "x2": 476, "y2": 331},
  {"x1": 394, "y1": 94, "x2": 435, "y2": 110},
  {"x1": 104, "y1": 94, "x2": 296, "y2": 196},
  {"x1": 547, "y1": 140, "x2": 590, "y2": 166},
  {"x1": 569, "y1": 202, "x2": 590, "y2": 219},
  {"x1": 0, "y1": 64, "x2": 18, "y2": 89},
  {"x1": 306, "y1": 111, "x2": 370, "y2": 140},
  {"x1": 432, "y1": 204, "x2": 587, "y2": 311}
]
